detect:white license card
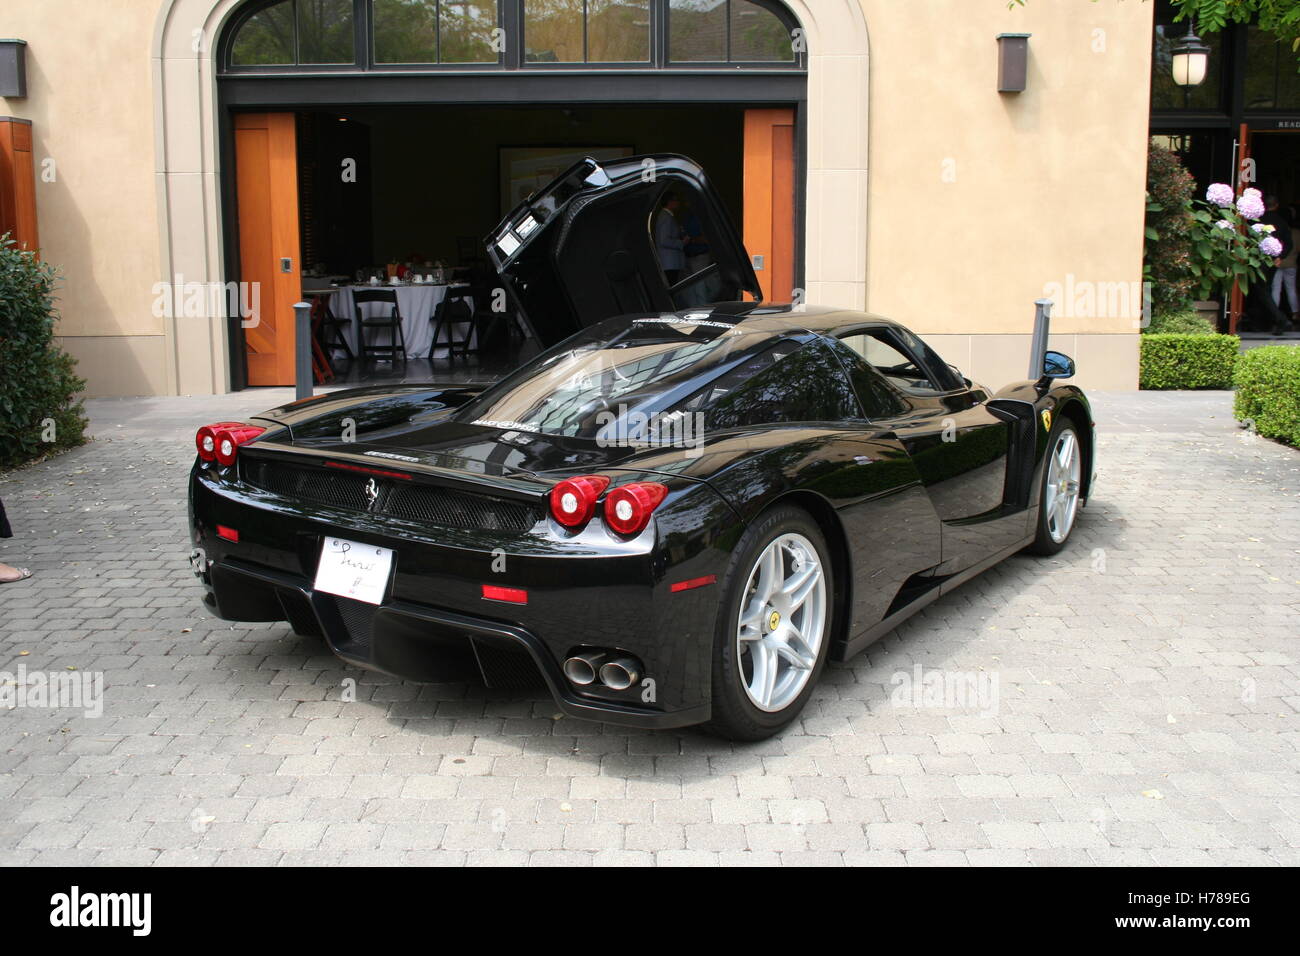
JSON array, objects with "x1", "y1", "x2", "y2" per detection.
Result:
[{"x1": 314, "y1": 537, "x2": 393, "y2": 605}]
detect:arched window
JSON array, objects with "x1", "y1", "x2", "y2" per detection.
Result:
[
  {"x1": 668, "y1": 0, "x2": 795, "y2": 64},
  {"x1": 522, "y1": 0, "x2": 652, "y2": 64},
  {"x1": 222, "y1": 0, "x2": 802, "y2": 71},
  {"x1": 229, "y1": 0, "x2": 355, "y2": 66},
  {"x1": 373, "y1": 0, "x2": 500, "y2": 64}
]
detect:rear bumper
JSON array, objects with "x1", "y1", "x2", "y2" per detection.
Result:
[{"x1": 189, "y1": 469, "x2": 720, "y2": 729}]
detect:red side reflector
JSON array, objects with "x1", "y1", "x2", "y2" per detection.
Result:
[
  {"x1": 670, "y1": 574, "x2": 716, "y2": 593},
  {"x1": 216, "y1": 525, "x2": 239, "y2": 543},
  {"x1": 325, "y1": 461, "x2": 413, "y2": 480},
  {"x1": 482, "y1": 584, "x2": 528, "y2": 605}
]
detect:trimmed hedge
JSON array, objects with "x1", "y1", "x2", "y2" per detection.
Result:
[
  {"x1": 1139, "y1": 333, "x2": 1239, "y2": 389},
  {"x1": 1234, "y1": 345, "x2": 1300, "y2": 446},
  {"x1": 0, "y1": 236, "x2": 87, "y2": 470},
  {"x1": 1143, "y1": 309, "x2": 1217, "y2": 335}
]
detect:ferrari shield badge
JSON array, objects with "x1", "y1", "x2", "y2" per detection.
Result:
[{"x1": 1041, "y1": 409, "x2": 1052, "y2": 433}]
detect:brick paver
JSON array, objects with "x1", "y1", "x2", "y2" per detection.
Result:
[{"x1": 0, "y1": 388, "x2": 1297, "y2": 866}]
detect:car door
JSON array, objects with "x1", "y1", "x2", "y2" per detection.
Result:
[
  {"x1": 835, "y1": 326, "x2": 1028, "y2": 575},
  {"x1": 484, "y1": 154, "x2": 762, "y2": 349}
]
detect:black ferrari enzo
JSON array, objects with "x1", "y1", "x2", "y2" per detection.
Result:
[{"x1": 189, "y1": 155, "x2": 1094, "y2": 739}]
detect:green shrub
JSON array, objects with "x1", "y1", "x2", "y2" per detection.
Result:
[
  {"x1": 1143, "y1": 309, "x2": 1217, "y2": 335},
  {"x1": 1145, "y1": 144, "x2": 1197, "y2": 316},
  {"x1": 1233, "y1": 346, "x2": 1300, "y2": 446},
  {"x1": 1139, "y1": 333, "x2": 1239, "y2": 389},
  {"x1": 0, "y1": 236, "x2": 87, "y2": 469}
]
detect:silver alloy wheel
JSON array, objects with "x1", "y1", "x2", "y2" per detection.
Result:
[
  {"x1": 1043, "y1": 428, "x2": 1082, "y2": 544},
  {"x1": 735, "y1": 532, "x2": 827, "y2": 713}
]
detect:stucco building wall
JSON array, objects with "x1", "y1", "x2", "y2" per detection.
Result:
[
  {"x1": 857, "y1": 0, "x2": 1152, "y2": 390},
  {"x1": 0, "y1": 0, "x2": 1152, "y2": 396},
  {"x1": 1, "y1": 0, "x2": 169, "y2": 395}
]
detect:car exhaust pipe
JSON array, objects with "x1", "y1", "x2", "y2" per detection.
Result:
[
  {"x1": 562, "y1": 650, "x2": 605, "y2": 686},
  {"x1": 599, "y1": 656, "x2": 640, "y2": 691}
]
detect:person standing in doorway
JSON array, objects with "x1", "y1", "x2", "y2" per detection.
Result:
[
  {"x1": 679, "y1": 203, "x2": 715, "y2": 306},
  {"x1": 1258, "y1": 196, "x2": 1294, "y2": 334},
  {"x1": 654, "y1": 192, "x2": 686, "y2": 286},
  {"x1": 1270, "y1": 198, "x2": 1299, "y2": 330}
]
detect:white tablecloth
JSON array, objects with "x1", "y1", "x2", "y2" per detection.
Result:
[{"x1": 328, "y1": 284, "x2": 475, "y2": 359}]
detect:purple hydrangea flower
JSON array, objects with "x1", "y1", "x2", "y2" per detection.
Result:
[
  {"x1": 1251, "y1": 223, "x2": 1274, "y2": 234},
  {"x1": 1259, "y1": 236, "x2": 1283, "y2": 257},
  {"x1": 1237, "y1": 192, "x2": 1266, "y2": 220},
  {"x1": 1206, "y1": 183, "x2": 1235, "y2": 207},
  {"x1": 1214, "y1": 219, "x2": 1234, "y2": 231}
]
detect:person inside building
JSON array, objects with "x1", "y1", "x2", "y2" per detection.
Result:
[
  {"x1": 1269, "y1": 198, "x2": 1299, "y2": 330},
  {"x1": 1249, "y1": 195, "x2": 1295, "y2": 335},
  {"x1": 654, "y1": 192, "x2": 686, "y2": 285}
]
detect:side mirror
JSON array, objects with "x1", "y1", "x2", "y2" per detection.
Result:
[{"x1": 1042, "y1": 350, "x2": 1076, "y2": 380}]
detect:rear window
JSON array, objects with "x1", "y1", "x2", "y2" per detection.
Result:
[{"x1": 455, "y1": 318, "x2": 859, "y2": 441}]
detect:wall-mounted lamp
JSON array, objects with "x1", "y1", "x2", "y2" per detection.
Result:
[
  {"x1": 0, "y1": 39, "x2": 27, "y2": 98},
  {"x1": 997, "y1": 33, "x2": 1031, "y2": 93},
  {"x1": 1170, "y1": 23, "x2": 1210, "y2": 87}
]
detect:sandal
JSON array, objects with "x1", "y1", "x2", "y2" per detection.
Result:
[{"x1": 0, "y1": 564, "x2": 32, "y2": 584}]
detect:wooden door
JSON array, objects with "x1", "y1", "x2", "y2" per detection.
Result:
[
  {"x1": 0, "y1": 117, "x2": 39, "y2": 253},
  {"x1": 235, "y1": 113, "x2": 301, "y2": 386},
  {"x1": 743, "y1": 108, "x2": 797, "y2": 304}
]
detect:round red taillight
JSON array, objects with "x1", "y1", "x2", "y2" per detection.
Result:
[
  {"x1": 195, "y1": 425, "x2": 218, "y2": 462},
  {"x1": 198, "y1": 423, "x2": 265, "y2": 467},
  {"x1": 603, "y1": 482, "x2": 668, "y2": 537},
  {"x1": 549, "y1": 475, "x2": 610, "y2": 528},
  {"x1": 214, "y1": 429, "x2": 238, "y2": 466}
]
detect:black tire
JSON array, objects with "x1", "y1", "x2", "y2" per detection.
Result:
[
  {"x1": 1028, "y1": 419, "x2": 1082, "y2": 556},
  {"x1": 703, "y1": 505, "x2": 835, "y2": 741}
]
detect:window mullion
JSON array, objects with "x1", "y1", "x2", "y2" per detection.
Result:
[
  {"x1": 725, "y1": 0, "x2": 731, "y2": 63},
  {"x1": 504, "y1": 0, "x2": 520, "y2": 69},
  {"x1": 654, "y1": 0, "x2": 665, "y2": 67},
  {"x1": 355, "y1": 0, "x2": 369, "y2": 69}
]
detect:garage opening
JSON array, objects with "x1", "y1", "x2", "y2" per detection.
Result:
[{"x1": 218, "y1": 0, "x2": 807, "y2": 389}]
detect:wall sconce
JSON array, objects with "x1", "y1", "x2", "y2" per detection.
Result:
[
  {"x1": 997, "y1": 33, "x2": 1031, "y2": 93},
  {"x1": 1171, "y1": 23, "x2": 1210, "y2": 87},
  {"x1": 0, "y1": 39, "x2": 27, "y2": 98}
]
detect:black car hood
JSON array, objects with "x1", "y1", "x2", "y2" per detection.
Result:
[{"x1": 484, "y1": 154, "x2": 762, "y2": 349}]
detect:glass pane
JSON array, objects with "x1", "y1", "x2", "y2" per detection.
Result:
[
  {"x1": 441, "y1": 0, "x2": 500, "y2": 63},
  {"x1": 702, "y1": 341, "x2": 860, "y2": 430},
  {"x1": 840, "y1": 332, "x2": 940, "y2": 394},
  {"x1": 457, "y1": 317, "x2": 784, "y2": 438},
  {"x1": 730, "y1": 0, "x2": 793, "y2": 62},
  {"x1": 524, "y1": 0, "x2": 584, "y2": 63},
  {"x1": 297, "y1": 0, "x2": 354, "y2": 63},
  {"x1": 374, "y1": 0, "x2": 438, "y2": 63},
  {"x1": 669, "y1": 0, "x2": 725, "y2": 62},
  {"x1": 1149, "y1": 2, "x2": 1224, "y2": 111},
  {"x1": 824, "y1": 338, "x2": 905, "y2": 419},
  {"x1": 1244, "y1": 26, "x2": 1300, "y2": 111},
  {"x1": 230, "y1": 1, "x2": 296, "y2": 65},
  {"x1": 588, "y1": 0, "x2": 650, "y2": 62}
]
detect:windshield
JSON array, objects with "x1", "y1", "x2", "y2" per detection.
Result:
[{"x1": 455, "y1": 315, "x2": 805, "y2": 442}]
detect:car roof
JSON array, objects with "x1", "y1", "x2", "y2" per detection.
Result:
[{"x1": 641, "y1": 301, "x2": 906, "y2": 338}]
